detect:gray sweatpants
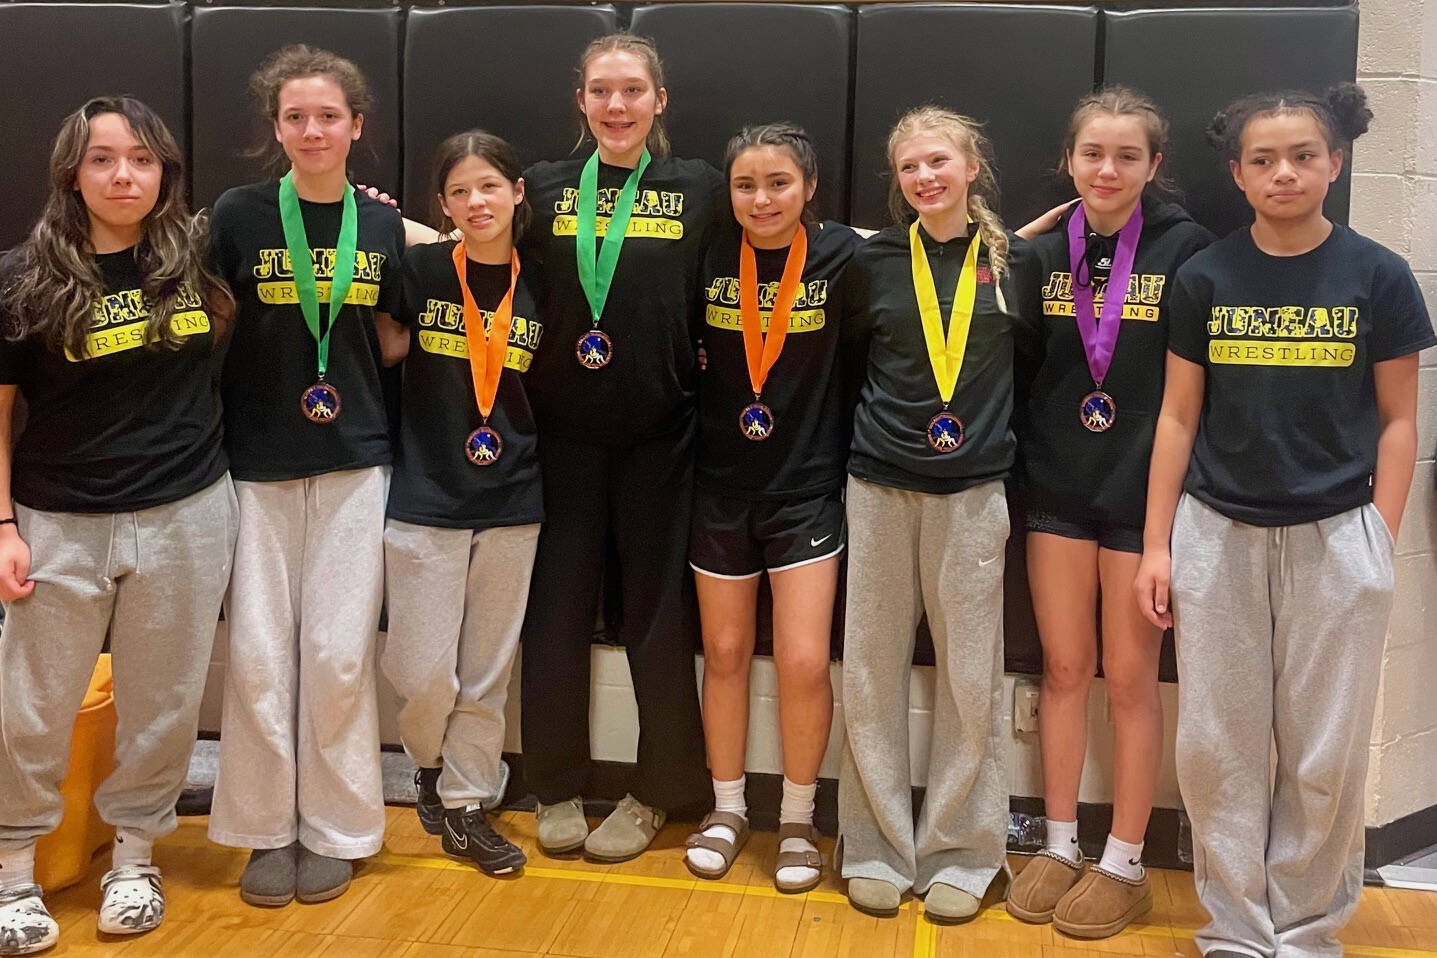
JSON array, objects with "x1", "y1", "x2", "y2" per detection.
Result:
[
  {"x1": 208, "y1": 466, "x2": 387, "y2": 860},
  {"x1": 380, "y1": 519, "x2": 539, "y2": 809},
  {"x1": 0, "y1": 475, "x2": 237, "y2": 849},
  {"x1": 839, "y1": 477, "x2": 1010, "y2": 898},
  {"x1": 1170, "y1": 495, "x2": 1394, "y2": 958}
]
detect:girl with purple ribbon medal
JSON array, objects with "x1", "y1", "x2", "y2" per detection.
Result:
[
  {"x1": 837, "y1": 107, "x2": 1029, "y2": 924},
  {"x1": 682, "y1": 124, "x2": 859, "y2": 892},
  {"x1": 379, "y1": 130, "x2": 541, "y2": 878},
  {"x1": 0, "y1": 97, "x2": 236, "y2": 953},
  {"x1": 1138, "y1": 84, "x2": 1431, "y2": 958},
  {"x1": 206, "y1": 45, "x2": 407, "y2": 908},
  {"x1": 1006, "y1": 88, "x2": 1212, "y2": 940},
  {"x1": 517, "y1": 34, "x2": 724, "y2": 864}
]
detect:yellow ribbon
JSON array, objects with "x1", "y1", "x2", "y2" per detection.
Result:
[{"x1": 909, "y1": 220, "x2": 981, "y2": 405}]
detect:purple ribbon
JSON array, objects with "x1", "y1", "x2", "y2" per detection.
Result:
[{"x1": 1066, "y1": 202, "x2": 1143, "y2": 387}]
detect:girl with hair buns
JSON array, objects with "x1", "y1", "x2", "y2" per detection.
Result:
[
  {"x1": 206, "y1": 44, "x2": 407, "y2": 907},
  {"x1": 836, "y1": 105, "x2": 1034, "y2": 923},
  {"x1": 1136, "y1": 83, "x2": 1432, "y2": 957},
  {"x1": 1005, "y1": 87, "x2": 1212, "y2": 939},
  {"x1": 682, "y1": 123, "x2": 859, "y2": 891},
  {"x1": 379, "y1": 129, "x2": 539, "y2": 878},
  {"x1": 517, "y1": 32, "x2": 725, "y2": 863},
  {"x1": 0, "y1": 96, "x2": 236, "y2": 953}
]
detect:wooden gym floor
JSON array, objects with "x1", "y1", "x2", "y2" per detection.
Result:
[{"x1": 40, "y1": 807, "x2": 1437, "y2": 957}]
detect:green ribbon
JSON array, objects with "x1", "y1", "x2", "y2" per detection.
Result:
[
  {"x1": 278, "y1": 171, "x2": 358, "y2": 379},
  {"x1": 575, "y1": 149, "x2": 651, "y2": 328}
]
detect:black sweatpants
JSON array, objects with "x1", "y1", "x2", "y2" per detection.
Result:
[{"x1": 519, "y1": 425, "x2": 708, "y2": 810}]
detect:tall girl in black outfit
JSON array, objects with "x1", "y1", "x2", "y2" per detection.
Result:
[{"x1": 518, "y1": 33, "x2": 725, "y2": 863}]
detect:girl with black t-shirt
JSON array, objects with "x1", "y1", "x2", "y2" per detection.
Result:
[
  {"x1": 837, "y1": 106, "x2": 1030, "y2": 923},
  {"x1": 1136, "y1": 84, "x2": 1433, "y2": 957},
  {"x1": 206, "y1": 45, "x2": 407, "y2": 907},
  {"x1": 681, "y1": 124, "x2": 858, "y2": 891},
  {"x1": 1005, "y1": 88, "x2": 1212, "y2": 939},
  {"x1": 379, "y1": 130, "x2": 540, "y2": 878},
  {"x1": 0, "y1": 97, "x2": 236, "y2": 952},
  {"x1": 517, "y1": 33, "x2": 723, "y2": 863}
]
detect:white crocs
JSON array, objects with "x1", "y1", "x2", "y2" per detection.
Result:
[
  {"x1": 97, "y1": 865, "x2": 164, "y2": 936},
  {"x1": 0, "y1": 884, "x2": 57, "y2": 956}
]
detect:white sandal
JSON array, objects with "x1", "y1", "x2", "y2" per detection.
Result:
[
  {"x1": 0, "y1": 884, "x2": 57, "y2": 956},
  {"x1": 98, "y1": 865, "x2": 164, "y2": 936}
]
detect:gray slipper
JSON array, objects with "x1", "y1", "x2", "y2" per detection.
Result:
[
  {"x1": 296, "y1": 847, "x2": 352, "y2": 904},
  {"x1": 240, "y1": 843, "x2": 298, "y2": 907}
]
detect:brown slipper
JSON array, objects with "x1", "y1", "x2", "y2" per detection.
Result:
[
  {"x1": 683, "y1": 810, "x2": 750, "y2": 880},
  {"x1": 773, "y1": 822, "x2": 823, "y2": 894},
  {"x1": 1052, "y1": 867, "x2": 1152, "y2": 939},
  {"x1": 1006, "y1": 851, "x2": 1083, "y2": 924}
]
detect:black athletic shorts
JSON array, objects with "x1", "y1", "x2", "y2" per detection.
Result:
[
  {"x1": 1025, "y1": 507, "x2": 1143, "y2": 555},
  {"x1": 689, "y1": 488, "x2": 845, "y2": 578}
]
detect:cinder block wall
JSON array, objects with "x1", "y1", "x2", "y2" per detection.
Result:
[{"x1": 1353, "y1": 0, "x2": 1437, "y2": 828}]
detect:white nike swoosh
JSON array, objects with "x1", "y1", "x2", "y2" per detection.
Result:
[
  {"x1": 978, "y1": 554, "x2": 1000, "y2": 567},
  {"x1": 810, "y1": 535, "x2": 832, "y2": 548},
  {"x1": 445, "y1": 819, "x2": 468, "y2": 850}
]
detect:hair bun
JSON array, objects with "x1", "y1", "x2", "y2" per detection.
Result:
[
  {"x1": 1325, "y1": 82, "x2": 1372, "y2": 142},
  {"x1": 1204, "y1": 110, "x2": 1230, "y2": 151}
]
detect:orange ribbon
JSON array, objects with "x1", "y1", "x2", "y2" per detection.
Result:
[
  {"x1": 451, "y1": 243, "x2": 520, "y2": 420},
  {"x1": 739, "y1": 228, "x2": 808, "y2": 398}
]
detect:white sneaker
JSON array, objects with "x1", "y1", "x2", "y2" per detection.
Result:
[
  {"x1": 0, "y1": 884, "x2": 57, "y2": 956},
  {"x1": 97, "y1": 865, "x2": 164, "y2": 936}
]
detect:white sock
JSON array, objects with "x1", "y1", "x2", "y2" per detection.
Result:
[
  {"x1": 112, "y1": 828, "x2": 154, "y2": 870},
  {"x1": 776, "y1": 777, "x2": 820, "y2": 888},
  {"x1": 0, "y1": 844, "x2": 36, "y2": 891},
  {"x1": 686, "y1": 776, "x2": 746, "y2": 873},
  {"x1": 1044, "y1": 819, "x2": 1082, "y2": 864},
  {"x1": 1098, "y1": 833, "x2": 1145, "y2": 881}
]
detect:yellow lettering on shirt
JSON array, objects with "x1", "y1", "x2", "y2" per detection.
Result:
[
  {"x1": 253, "y1": 247, "x2": 387, "y2": 282},
  {"x1": 1207, "y1": 305, "x2": 1359, "y2": 339},
  {"x1": 1040, "y1": 271, "x2": 1167, "y2": 310},
  {"x1": 1207, "y1": 339, "x2": 1356, "y2": 367},
  {"x1": 551, "y1": 215, "x2": 684, "y2": 240},
  {"x1": 704, "y1": 306, "x2": 826, "y2": 333},
  {"x1": 256, "y1": 281, "x2": 381, "y2": 306},
  {"x1": 554, "y1": 187, "x2": 686, "y2": 218},
  {"x1": 68, "y1": 286, "x2": 210, "y2": 361},
  {"x1": 414, "y1": 300, "x2": 543, "y2": 372}
]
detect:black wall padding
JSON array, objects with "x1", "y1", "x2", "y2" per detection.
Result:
[
  {"x1": 628, "y1": 3, "x2": 853, "y2": 223},
  {"x1": 1104, "y1": 4, "x2": 1359, "y2": 238},
  {"x1": 190, "y1": 5, "x2": 402, "y2": 211},
  {"x1": 850, "y1": 3, "x2": 1098, "y2": 230},
  {"x1": 0, "y1": 2, "x2": 187, "y2": 250},
  {"x1": 402, "y1": 5, "x2": 618, "y2": 212}
]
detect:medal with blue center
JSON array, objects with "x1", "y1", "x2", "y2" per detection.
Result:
[
  {"x1": 909, "y1": 220, "x2": 981, "y2": 454},
  {"x1": 1066, "y1": 201, "x2": 1142, "y2": 433},
  {"x1": 452, "y1": 241, "x2": 521, "y2": 467},
  {"x1": 574, "y1": 148, "x2": 651, "y2": 370},
  {"x1": 736, "y1": 226, "x2": 808, "y2": 442},
  {"x1": 279, "y1": 172, "x2": 357, "y2": 424}
]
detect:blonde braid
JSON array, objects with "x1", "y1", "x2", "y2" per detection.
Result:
[{"x1": 967, "y1": 193, "x2": 1008, "y2": 283}]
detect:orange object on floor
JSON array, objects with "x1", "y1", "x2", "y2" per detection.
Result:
[{"x1": 34, "y1": 653, "x2": 117, "y2": 891}]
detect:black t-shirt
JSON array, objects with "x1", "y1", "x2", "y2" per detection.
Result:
[
  {"x1": 1015, "y1": 198, "x2": 1213, "y2": 528},
  {"x1": 520, "y1": 155, "x2": 727, "y2": 445},
  {"x1": 388, "y1": 241, "x2": 543, "y2": 530},
  {"x1": 696, "y1": 220, "x2": 860, "y2": 499},
  {"x1": 1168, "y1": 224, "x2": 1435, "y2": 526},
  {"x1": 842, "y1": 224, "x2": 1035, "y2": 495},
  {"x1": 212, "y1": 181, "x2": 404, "y2": 481},
  {"x1": 0, "y1": 247, "x2": 226, "y2": 513}
]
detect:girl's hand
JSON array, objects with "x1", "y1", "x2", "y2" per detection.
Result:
[
  {"x1": 1015, "y1": 199, "x2": 1078, "y2": 241},
  {"x1": 0, "y1": 527, "x2": 34, "y2": 602},
  {"x1": 696, "y1": 339, "x2": 708, "y2": 372},
  {"x1": 1133, "y1": 547, "x2": 1172, "y2": 630},
  {"x1": 356, "y1": 184, "x2": 399, "y2": 210}
]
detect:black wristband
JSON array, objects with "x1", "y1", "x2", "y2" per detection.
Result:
[{"x1": 0, "y1": 518, "x2": 16, "y2": 527}]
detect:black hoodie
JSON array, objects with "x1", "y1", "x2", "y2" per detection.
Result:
[
  {"x1": 842, "y1": 224, "x2": 1038, "y2": 495},
  {"x1": 1013, "y1": 196, "x2": 1213, "y2": 528}
]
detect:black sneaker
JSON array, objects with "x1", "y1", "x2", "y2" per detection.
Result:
[
  {"x1": 415, "y1": 767, "x2": 443, "y2": 836},
  {"x1": 441, "y1": 805, "x2": 527, "y2": 876}
]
